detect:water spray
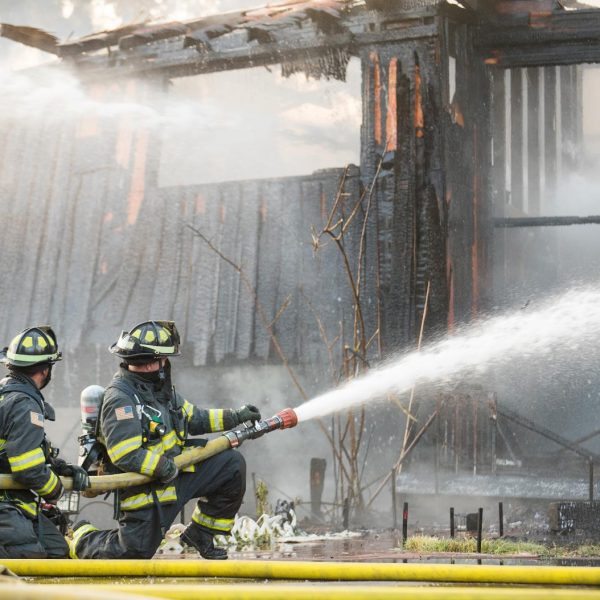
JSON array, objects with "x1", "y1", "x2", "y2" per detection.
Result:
[{"x1": 293, "y1": 287, "x2": 600, "y2": 422}]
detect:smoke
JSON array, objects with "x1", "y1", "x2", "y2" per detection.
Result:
[
  {"x1": 159, "y1": 65, "x2": 361, "y2": 185},
  {"x1": 0, "y1": 54, "x2": 360, "y2": 185},
  {"x1": 0, "y1": 64, "x2": 217, "y2": 135}
]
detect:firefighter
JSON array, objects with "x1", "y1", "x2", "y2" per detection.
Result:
[
  {"x1": 71, "y1": 320, "x2": 259, "y2": 560},
  {"x1": 0, "y1": 326, "x2": 90, "y2": 558}
]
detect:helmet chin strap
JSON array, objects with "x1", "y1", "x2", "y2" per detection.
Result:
[
  {"x1": 40, "y1": 364, "x2": 53, "y2": 390},
  {"x1": 156, "y1": 358, "x2": 172, "y2": 391}
]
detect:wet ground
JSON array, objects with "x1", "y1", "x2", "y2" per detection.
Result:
[{"x1": 156, "y1": 531, "x2": 600, "y2": 566}]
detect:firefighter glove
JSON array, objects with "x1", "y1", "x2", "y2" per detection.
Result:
[
  {"x1": 156, "y1": 456, "x2": 179, "y2": 484},
  {"x1": 235, "y1": 404, "x2": 261, "y2": 424},
  {"x1": 55, "y1": 462, "x2": 91, "y2": 491}
]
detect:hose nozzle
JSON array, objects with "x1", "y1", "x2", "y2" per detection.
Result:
[
  {"x1": 224, "y1": 408, "x2": 299, "y2": 447},
  {"x1": 276, "y1": 408, "x2": 298, "y2": 429}
]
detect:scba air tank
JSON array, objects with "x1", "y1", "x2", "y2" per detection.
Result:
[
  {"x1": 80, "y1": 384, "x2": 105, "y2": 432},
  {"x1": 78, "y1": 385, "x2": 105, "y2": 470}
]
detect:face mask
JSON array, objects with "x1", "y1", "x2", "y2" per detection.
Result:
[
  {"x1": 40, "y1": 364, "x2": 52, "y2": 390},
  {"x1": 136, "y1": 368, "x2": 162, "y2": 384}
]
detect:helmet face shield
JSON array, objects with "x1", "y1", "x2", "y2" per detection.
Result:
[
  {"x1": 114, "y1": 331, "x2": 137, "y2": 353},
  {"x1": 109, "y1": 320, "x2": 181, "y2": 359}
]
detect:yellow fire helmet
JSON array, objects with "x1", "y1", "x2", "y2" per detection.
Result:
[
  {"x1": 109, "y1": 320, "x2": 181, "y2": 360},
  {"x1": 0, "y1": 326, "x2": 62, "y2": 367}
]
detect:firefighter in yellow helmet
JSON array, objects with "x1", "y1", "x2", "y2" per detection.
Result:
[
  {"x1": 71, "y1": 320, "x2": 259, "y2": 560},
  {"x1": 0, "y1": 326, "x2": 89, "y2": 558}
]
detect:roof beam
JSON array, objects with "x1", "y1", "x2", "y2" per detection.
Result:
[
  {"x1": 63, "y1": 9, "x2": 439, "y2": 80},
  {"x1": 475, "y1": 8, "x2": 600, "y2": 67}
]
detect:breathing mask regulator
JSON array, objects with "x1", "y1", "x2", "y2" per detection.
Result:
[{"x1": 141, "y1": 404, "x2": 167, "y2": 440}]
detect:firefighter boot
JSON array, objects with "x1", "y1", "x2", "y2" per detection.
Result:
[{"x1": 181, "y1": 524, "x2": 228, "y2": 560}]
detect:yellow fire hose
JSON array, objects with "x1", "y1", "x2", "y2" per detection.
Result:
[
  {"x1": 1, "y1": 584, "x2": 600, "y2": 600},
  {"x1": 0, "y1": 436, "x2": 231, "y2": 492},
  {"x1": 0, "y1": 585, "x2": 157, "y2": 600},
  {"x1": 2, "y1": 560, "x2": 600, "y2": 585},
  {"x1": 0, "y1": 408, "x2": 298, "y2": 493}
]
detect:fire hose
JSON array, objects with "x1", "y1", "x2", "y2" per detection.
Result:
[
  {"x1": 0, "y1": 409, "x2": 298, "y2": 492},
  {"x1": 1, "y1": 560, "x2": 600, "y2": 585},
  {"x1": 0, "y1": 585, "x2": 599, "y2": 600}
]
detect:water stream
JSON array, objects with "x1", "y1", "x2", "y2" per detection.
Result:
[{"x1": 294, "y1": 286, "x2": 600, "y2": 422}]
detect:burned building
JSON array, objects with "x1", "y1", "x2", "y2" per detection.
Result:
[{"x1": 2, "y1": 0, "x2": 600, "y2": 516}]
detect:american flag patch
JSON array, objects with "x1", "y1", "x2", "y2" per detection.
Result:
[
  {"x1": 30, "y1": 412, "x2": 44, "y2": 427},
  {"x1": 115, "y1": 405, "x2": 134, "y2": 421}
]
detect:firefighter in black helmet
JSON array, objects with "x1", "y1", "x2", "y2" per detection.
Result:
[
  {"x1": 0, "y1": 326, "x2": 90, "y2": 558},
  {"x1": 71, "y1": 320, "x2": 260, "y2": 560}
]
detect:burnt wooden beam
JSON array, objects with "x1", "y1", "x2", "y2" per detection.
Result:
[
  {"x1": 0, "y1": 23, "x2": 59, "y2": 55},
  {"x1": 475, "y1": 9, "x2": 600, "y2": 67},
  {"x1": 61, "y1": 10, "x2": 439, "y2": 81},
  {"x1": 494, "y1": 215, "x2": 600, "y2": 227}
]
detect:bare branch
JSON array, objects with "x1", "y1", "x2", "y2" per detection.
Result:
[
  {"x1": 365, "y1": 328, "x2": 380, "y2": 351},
  {"x1": 389, "y1": 394, "x2": 418, "y2": 423},
  {"x1": 269, "y1": 295, "x2": 291, "y2": 329},
  {"x1": 323, "y1": 167, "x2": 350, "y2": 232}
]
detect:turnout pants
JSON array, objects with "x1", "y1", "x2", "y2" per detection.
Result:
[
  {"x1": 0, "y1": 502, "x2": 69, "y2": 559},
  {"x1": 74, "y1": 449, "x2": 246, "y2": 559}
]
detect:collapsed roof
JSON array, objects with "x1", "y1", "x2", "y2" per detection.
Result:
[{"x1": 3, "y1": 0, "x2": 600, "y2": 77}]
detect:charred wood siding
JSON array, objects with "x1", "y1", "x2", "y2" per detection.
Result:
[
  {"x1": 0, "y1": 82, "x2": 363, "y2": 366},
  {"x1": 443, "y1": 20, "x2": 492, "y2": 325},
  {"x1": 364, "y1": 14, "x2": 491, "y2": 352}
]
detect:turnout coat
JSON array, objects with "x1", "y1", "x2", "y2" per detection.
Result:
[
  {"x1": 100, "y1": 367, "x2": 239, "y2": 511},
  {"x1": 0, "y1": 374, "x2": 62, "y2": 517}
]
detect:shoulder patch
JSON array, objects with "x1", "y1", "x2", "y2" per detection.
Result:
[
  {"x1": 115, "y1": 405, "x2": 134, "y2": 421},
  {"x1": 30, "y1": 411, "x2": 44, "y2": 427}
]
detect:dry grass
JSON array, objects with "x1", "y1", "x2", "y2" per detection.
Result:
[
  {"x1": 403, "y1": 536, "x2": 547, "y2": 556},
  {"x1": 403, "y1": 535, "x2": 600, "y2": 557},
  {"x1": 561, "y1": 544, "x2": 600, "y2": 557}
]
